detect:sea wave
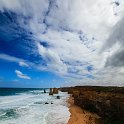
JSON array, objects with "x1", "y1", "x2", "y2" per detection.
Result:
[{"x1": 0, "y1": 89, "x2": 70, "y2": 124}]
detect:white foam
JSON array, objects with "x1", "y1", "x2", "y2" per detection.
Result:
[{"x1": 0, "y1": 91, "x2": 70, "y2": 124}]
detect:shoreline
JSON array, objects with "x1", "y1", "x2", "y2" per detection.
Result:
[
  {"x1": 61, "y1": 86, "x2": 124, "y2": 124},
  {"x1": 67, "y1": 95, "x2": 100, "y2": 124}
]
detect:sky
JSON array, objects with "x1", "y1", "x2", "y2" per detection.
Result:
[{"x1": 0, "y1": 0, "x2": 124, "y2": 88}]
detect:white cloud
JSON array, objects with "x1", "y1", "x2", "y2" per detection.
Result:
[
  {"x1": 0, "y1": 54, "x2": 23, "y2": 63},
  {"x1": 15, "y1": 70, "x2": 31, "y2": 80},
  {"x1": 0, "y1": 53, "x2": 31, "y2": 67},
  {"x1": 19, "y1": 61, "x2": 29, "y2": 67},
  {"x1": 1, "y1": 0, "x2": 124, "y2": 86},
  {"x1": 1, "y1": 0, "x2": 122, "y2": 40}
]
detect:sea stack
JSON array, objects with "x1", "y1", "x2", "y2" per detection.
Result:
[
  {"x1": 49, "y1": 88, "x2": 53, "y2": 95},
  {"x1": 53, "y1": 88, "x2": 59, "y2": 94},
  {"x1": 57, "y1": 96, "x2": 60, "y2": 99},
  {"x1": 44, "y1": 89, "x2": 46, "y2": 93}
]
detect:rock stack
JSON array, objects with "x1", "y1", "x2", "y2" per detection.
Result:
[
  {"x1": 44, "y1": 89, "x2": 46, "y2": 93},
  {"x1": 53, "y1": 88, "x2": 59, "y2": 94},
  {"x1": 49, "y1": 88, "x2": 59, "y2": 95},
  {"x1": 49, "y1": 88, "x2": 53, "y2": 95}
]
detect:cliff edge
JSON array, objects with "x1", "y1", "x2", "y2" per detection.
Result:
[{"x1": 60, "y1": 86, "x2": 124, "y2": 124}]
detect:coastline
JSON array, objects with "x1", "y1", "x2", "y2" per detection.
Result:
[
  {"x1": 61, "y1": 86, "x2": 124, "y2": 124},
  {"x1": 67, "y1": 95, "x2": 100, "y2": 124}
]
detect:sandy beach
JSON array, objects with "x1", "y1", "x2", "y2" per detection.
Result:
[{"x1": 67, "y1": 96, "x2": 99, "y2": 124}]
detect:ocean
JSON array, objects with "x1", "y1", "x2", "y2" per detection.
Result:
[{"x1": 0, "y1": 88, "x2": 70, "y2": 124}]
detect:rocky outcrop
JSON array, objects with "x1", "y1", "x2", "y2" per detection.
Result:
[
  {"x1": 53, "y1": 88, "x2": 59, "y2": 94},
  {"x1": 60, "y1": 86, "x2": 124, "y2": 124},
  {"x1": 49, "y1": 88, "x2": 59, "y2": 95},
  {"x1": 44, "y1": 89, "x2": 46, "y2": 93},
  {"x1": 49, "y1": 88, "x2": 53, "y2": 95}
]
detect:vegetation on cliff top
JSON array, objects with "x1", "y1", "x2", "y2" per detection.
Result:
[{"x1": 60, "y1": 86, "x2": 124, "y2": 124}]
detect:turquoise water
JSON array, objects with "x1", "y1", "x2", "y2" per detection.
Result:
[
  {"x1": 0, "y1": 88, "x2": 70, "y2": 124},
  {"x1": 0, "y1": 88, "x2": 47, "y2": 96}
]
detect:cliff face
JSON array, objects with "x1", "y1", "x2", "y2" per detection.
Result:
[{"x1": 60, "y1": 86, "x2": 124, "y2": 124}]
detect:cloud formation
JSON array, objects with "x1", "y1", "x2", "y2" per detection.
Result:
[
  {"x1": 102, "y1": 16, "x2": 124, "y2": 67},
  {"x1": 19, "y1": 61, "x2": 29, "y2": 67},
  {"x1": 0, "y1": 54, "x2": 24, "y2": 63},
  {"x1": 15, "y1": 70, "x2": 31, "y2": 79},
  {"x1": 0, "y1": 54, "x2": 30, "y2": 67},
  {"x1": 0, "y1": 0, "x2": 124, "y2": 86}
]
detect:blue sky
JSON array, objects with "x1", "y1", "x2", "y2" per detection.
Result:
[
  {"x1": 0, "y1": 0, "x2": 124, "y2": 87},
  {"x1": 0, "y1": 11, "x2": 65, "y2": 88},
  {"x1": 0, "y1": 58, "x2": 64, "y2": 88}
]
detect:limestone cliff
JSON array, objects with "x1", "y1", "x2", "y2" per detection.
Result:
[{"x1": 60, "y1": 86, "x2": 124, "y2": 124}]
